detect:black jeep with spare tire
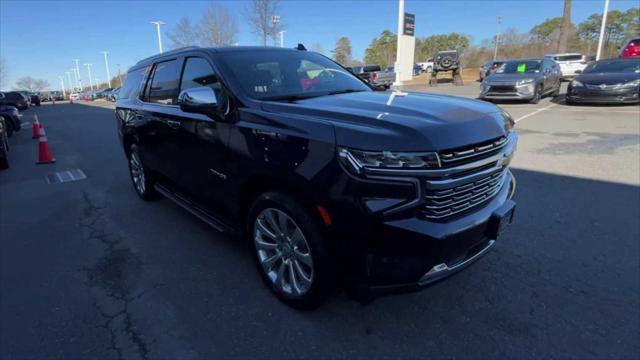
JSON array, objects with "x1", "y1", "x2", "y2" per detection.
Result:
[{"x1": 430, "y1": 50, "x2": 463, "y2": 86}]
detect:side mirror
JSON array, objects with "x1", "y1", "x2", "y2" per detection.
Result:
[
  {"x1": 178, "y1": 87, "x2": 218, "y2": 115},
  {"x1": 575, "y1": 69, "x2": 582, "y2": 74}
]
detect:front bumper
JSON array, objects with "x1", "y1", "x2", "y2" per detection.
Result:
[
  {"x1": 332, "y1": 132, "x2": 519, "y2": 290},
  {"x1": 567, "y1": 86, "x2": 640, "y2": 104},
  {"x1": 480, "y1": 84, "x2": 536, "y2": 101}
]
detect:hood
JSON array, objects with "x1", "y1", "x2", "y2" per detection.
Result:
[
  {"x1": 575, "y1": 72, "x2": 640, "y2": 85},
  {"x1": 485, "y1": 73, "x2": 542, "y2": 83},
  {"x1": 259, "y1": 91, "x2": 506, "y2": 151}
]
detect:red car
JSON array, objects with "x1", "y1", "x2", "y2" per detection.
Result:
[{"x1": 620, "y1": 37, "x2": 640, "y2": 58}]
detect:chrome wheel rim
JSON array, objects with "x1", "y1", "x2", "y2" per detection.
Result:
[
  {"x1": 254, "y1": 208, "x2": 313, "y2": 296},
  {"x1": 130, "y1": 152, "x2": 146, "y2": 195}
]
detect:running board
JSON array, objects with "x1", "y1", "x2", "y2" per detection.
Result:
[{"x1": 154, "y1": 184, "x2": 234, "y2": 233}]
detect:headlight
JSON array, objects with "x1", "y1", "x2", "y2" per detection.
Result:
[
  {"x1": 516, "y1": 78, "x2": 535, "y2": 87},
  {"x1": 338, "y1": 147, "x2": 440, "y2": 174},
  {"x1": 501, "y1": 109, "x2": 515, "y2": 132},
  {"x1": 619, "y1": 79, "x2": 640, "y2": 88},
  {"x1": 571, "y1": 80, "x2": 584, "y2": 87}
]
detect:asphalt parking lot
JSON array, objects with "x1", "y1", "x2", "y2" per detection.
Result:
[{"x1": 1, "y1": 85, "x2": 638, "y2": 359}]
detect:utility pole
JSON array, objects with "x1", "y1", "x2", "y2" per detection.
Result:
[
  {"x1": 151, "y1": 21, "x2": 165, "y2": 53},
  {"x1": 65, "y1": 71, "x2": 73, "y2": 92},
  {"x1": 101, "y1": 51, "x2": 112, "y2": 88},
  {"x1": 59, "y1": 76, "x2": 66, "y2": 97},
  {"x1": 596, "y1": 0, "x2": 610, "y2": 60},
  {"x1": 494, "y1": 16, "x2": 503, "y2": 60},
  {"x1": 278, "y1": 31, "x2": 285, "y2": 48},
  {"x1": 73, "y1": 59, "x2": 81, "y2": 89},
  {"x1": 84, "y1": 63, "x2": 94, "y2": 91}
]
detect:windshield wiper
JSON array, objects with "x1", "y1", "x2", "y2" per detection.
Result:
[
  {"x1": 326, "y1": 89, "x2": 367, "y2": 96},
  {"x1": 261, "y1": 94, "x2": 321, "y2": 102}
]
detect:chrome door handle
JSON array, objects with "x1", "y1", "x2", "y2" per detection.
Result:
[{"x1": 166, "y1": 120, "x2": 181, "y2": 129}]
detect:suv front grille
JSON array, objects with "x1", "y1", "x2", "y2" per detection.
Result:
[
  {"x1": 422, "y1": 168, "x2": 507, "y2": 220},
  {"x1": 488, "y1": 85, "x2": 516, "y2": 93},
  {"x1": 439, "y1": 136, "x2": 507, "y2": 166}
]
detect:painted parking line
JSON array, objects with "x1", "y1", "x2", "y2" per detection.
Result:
[{"x1": 514, "y1": 103, "x2": 557, "y2": 123}]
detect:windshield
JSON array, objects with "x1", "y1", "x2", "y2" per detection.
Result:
[
  {"x1": 552, "y1": 54, "x2": 583, "y2": 61},
  {"x1": 496, "y1": 60, "x2": 542, "y2": 74},
  {"x1": 216, "y1": 50, "x2": 371, "y2": 100},
  {"x1": 583, "y1": 60, "x2": 640, "y2": 74}
]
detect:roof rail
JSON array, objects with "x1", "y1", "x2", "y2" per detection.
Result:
[{"x1": 136, "y1": 46, "x2": 201, "y2": 65}]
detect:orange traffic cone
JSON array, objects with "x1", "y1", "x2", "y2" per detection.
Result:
[
  {"x1": 32, "y1": 113, "x2": 41, "y2": 139},
  {"x1": 36, "y1": 127, "x2": 56, "y2": 164}
]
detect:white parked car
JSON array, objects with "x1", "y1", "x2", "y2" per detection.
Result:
[
  {"x1": 69, "y1": 93, "x2": 80, "y2": 101},
  {"x1": 544, "y1": 53, "x2": 588, "y2": 80},
  {"x1": 416, "y1": 58, "x2": 434, "y2": 73}
]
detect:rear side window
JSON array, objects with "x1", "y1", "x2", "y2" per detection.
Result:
[
  {"x1": 148, "y1": 60, "x2": 180, "y2": 105},
  {"x1": 120, "y1": 66, "x2": 148, "y2": 100},
  {"x1": 179, "y1": 57, "x2": 222, "y2": 98},
  {"x1": 553, "y1": 55, "x2": 583, "y2": 61}
]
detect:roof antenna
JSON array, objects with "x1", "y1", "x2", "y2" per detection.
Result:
[{"x1": 296, "y1": 43, "x2": 307, "y2": 51}]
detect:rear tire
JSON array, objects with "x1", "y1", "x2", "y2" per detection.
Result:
[
  {"x1": 127, "y1": 144, "x2": 160, "y2": 201},
  {"x1": 248, "y1": 192, "x2": 334, "y2": 310},
  {"x1": 0, "y1": 130, "x2": 9, "y2": 169}
]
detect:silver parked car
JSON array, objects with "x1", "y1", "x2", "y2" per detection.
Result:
[{"x1": 480, "y1": 58, "x2": 562, "y2": 104}]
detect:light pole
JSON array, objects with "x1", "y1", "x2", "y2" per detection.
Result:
[
  {"x1": 151, "y1": 21, "x2": 165, "y2": 53},
  {"x1": 84, "y1": 63, "x2": 94, "y2": 91},
  {"x1": 278, "y1": 31, "x2": 285, "y2": 48},
  {"x1": 59, "y1": 76, "x2": 66, "y2": 98},
  {"x1": 65, "y1": 72, "x2": 73, "y2": 92},
  {"x1": 73, "y1": 59, "x2": 81, "y2": 89},
  {"x1": 596, "y1": 0, "x2": 610, "y2": 60},
  {"x1": 493, "y1": 16, "x2": 503, "y2": 61},
  {"x1": 271, "y1": 15, "x2": 280, "y2": 46},
  {"x1": 101, "y1": 51, "x2": 112, "y2": 88},
  {"x1": 70, "y1": 68, "x2": 79, "y2": 91}
]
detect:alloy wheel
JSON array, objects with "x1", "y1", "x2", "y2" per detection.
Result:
[
  {"x1": 129, "y1": 151, "x2": 146, "y2": 195},
  {"x1": 254, "y1": 208, "x2": 314, "y2": 296}
]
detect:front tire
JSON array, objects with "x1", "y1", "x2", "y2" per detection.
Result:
[
  {"x1": 248, "y1": 192, "x2": 334, "y2": 309},
  {"x1": 127, "y1": 144, "x2": 159, "y2": 200},
  {"x1": 530, "y1": 84, "x2": 542, "y2": 104}
]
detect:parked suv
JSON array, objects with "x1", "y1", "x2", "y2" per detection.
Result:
[
  {"x1": 480, "y1": 58, "x2": 561, "y2": 103},
  {"x1": 619, "y1": 37, "x2": 640, "y2": 58},
  {"x1": 116, "y1": 46, "x2": 518, "y2": 308},
  {"x1": 0, "y1": 91, "x2": 29, "y2": 110},
  {"x1": 544, "y1": 53, "x2": 587, "y2": 80}
]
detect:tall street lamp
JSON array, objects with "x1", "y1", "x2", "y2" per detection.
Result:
[
  {"x1": 151, "y1": 21, "x2": 165, "y2": 53},
  {"x1": 84, "y1": 64, "x2": 94, "y2": 91},
  {"x1": 101, "y1": 51, "x2": 112, "y2": 88}
]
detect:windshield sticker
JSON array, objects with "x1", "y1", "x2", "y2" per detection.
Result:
[{"x1": 517, "y1": 64, "x2": 526, "y2": 73}]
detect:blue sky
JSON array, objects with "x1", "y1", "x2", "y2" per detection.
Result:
[{"x1": 1, "y1": 0, "x2": 637, "y2": 91}]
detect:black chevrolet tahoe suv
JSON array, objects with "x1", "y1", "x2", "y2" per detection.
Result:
[{"x1": 116, "y1": 46, "x2": 518, "y2": 309}]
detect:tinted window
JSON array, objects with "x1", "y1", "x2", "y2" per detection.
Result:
[
  {"x1": 496, "y1": 60, "x2": 542, "y2": 74},
  {"x1": 363, "y1": 65, "x2": 381, "y2": 72},
  {"x1": 148, "y1": 60, "x2": 180, "y2": 105},
  {"x1": 217, "y1": 50, "x2": 370, "y2": 100},
  {"x1": 553, "y1": 55, "x2": 583, "y2": 61},
  {"x1": 179, "y1": 57, "x2": 222, "y2": 98},
  {"x1": 583, "y1": 59, "x2": 640, "y2": 73},
  {"x1": 120, "y1": 66, "x2": 148, "y2": 100}
]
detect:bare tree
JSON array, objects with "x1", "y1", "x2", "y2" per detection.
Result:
[
  {"x1": 246, "y1": 0, "x2": 282, "y2": 46},
  {"x1": 14, "y1": 76, "x2": 49, "y2": 91},
  {"x1": 557, "y1": 0, "x2": 572, "y2": 52},
  {"x1": 166, "y1": 16, "x2": 199, "y2": 49},
  {"x1": 0, "y1": 57, "x2": 7, "y2": 90},
  {"x1": 198, "y1": 4, "x2": 238, "y2": 46}
]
